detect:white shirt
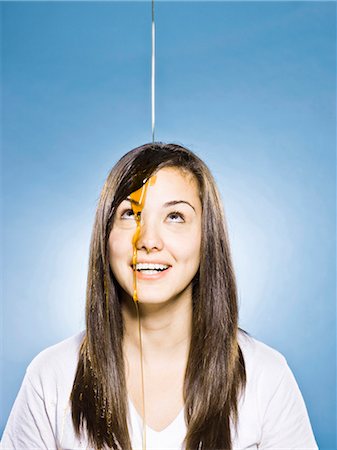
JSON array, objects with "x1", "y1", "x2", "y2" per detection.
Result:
[{"x1": 1, "y1": 331, "x2": 318, "y2": 450}]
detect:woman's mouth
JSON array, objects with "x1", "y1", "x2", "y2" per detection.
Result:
[
  {"x1": 134, "y1": 262, "x2": 170, "y2": 274},
  {"x1": 131, "y1": 262, "x2": 171, "y2": 279}
]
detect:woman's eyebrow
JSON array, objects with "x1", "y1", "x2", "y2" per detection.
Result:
[
  {"x1": 126, "y1": 197, "x2": 196, "y2": 212},
  {"x1": 163, "y1": 200, "x2": 196, "y2": 212}
]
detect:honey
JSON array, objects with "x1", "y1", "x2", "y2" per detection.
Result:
[
  {"x1": 128, "y1": 175, "x2": 157, "y2": 450},
  {"x1": 129, "y1": 175, "x2": 157, "y2": 302}
]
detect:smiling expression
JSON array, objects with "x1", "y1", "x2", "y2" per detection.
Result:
[{"x1": 108, "y1": 167, "x2": 202, "y2": 306}]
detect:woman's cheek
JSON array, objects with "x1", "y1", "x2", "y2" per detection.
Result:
[{"x1": 109, "y1": 229, "x2": 133, "y2": 254}]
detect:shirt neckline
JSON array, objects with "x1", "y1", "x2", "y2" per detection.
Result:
[{"x1": 128, "y1": 396, "x2": 185, "y2": 435}]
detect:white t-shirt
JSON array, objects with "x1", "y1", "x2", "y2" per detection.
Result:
[{"x1": 1, "y1": 331, "x2": 318, "y2": 450}]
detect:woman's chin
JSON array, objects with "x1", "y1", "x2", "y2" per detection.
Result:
[
  {"x1": 120, "y1": 283, "x2": 193, "y2": 310},
  {"x1": 121, "y1": 291, "x2": 171, "y2": 308},
  {"x1": 135, "y1": 296, "x2": 173, "y2": 307}
]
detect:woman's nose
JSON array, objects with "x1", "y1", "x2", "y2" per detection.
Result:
[{"x1": 136, "y1": 219, "x2": 164, "y2": 253}]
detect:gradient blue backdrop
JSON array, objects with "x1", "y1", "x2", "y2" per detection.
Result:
[{"x1": 1, "y1": 1, "x2": 336, "y2": 447}]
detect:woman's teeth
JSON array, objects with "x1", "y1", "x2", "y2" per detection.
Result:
[{"x1": 135, "y1": 263, "x2": 169, "y2": 273}]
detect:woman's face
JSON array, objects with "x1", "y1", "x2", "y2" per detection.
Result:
[{"x1": 108, "y1": 166, "x2": 202, "y2": 305}]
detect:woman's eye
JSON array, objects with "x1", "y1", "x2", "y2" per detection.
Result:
[
  {"x1": 167, "y1": 212, "x2": 185, "y2": 223},
  {"x1": 120, "y1": 209, "x2": 135, "y2": 220}
]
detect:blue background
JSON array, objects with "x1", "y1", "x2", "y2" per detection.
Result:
[{"x1": 1, "y1": 1, "x2": 336, "y2": 447}]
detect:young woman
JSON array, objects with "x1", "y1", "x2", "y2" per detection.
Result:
[{"x1": 2, "y1": 143, "x2": 318, "y2": 450}]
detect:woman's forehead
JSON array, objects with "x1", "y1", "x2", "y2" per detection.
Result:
[
  {"x1": 139, "y1": 167, "x2": 199, "y2": 201},
  {"x1": 117, "y1": 167, "x2": 200, "y2": 208}
]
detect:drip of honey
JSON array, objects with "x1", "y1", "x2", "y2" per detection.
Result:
[
  {"x1": 128, "y1": 175, "x2": 156, "y2": 450},
  {"x1": 129, "y1": 175, "x2": 157, "y2": 302}
]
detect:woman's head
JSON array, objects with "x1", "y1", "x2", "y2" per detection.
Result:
[{"x1": 93, "y1": 142, "x2": 233, "y2": 310}]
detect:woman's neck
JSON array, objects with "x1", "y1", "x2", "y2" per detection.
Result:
[{"x1": 121, "y1": 291, "x2": 192, "y2": 363}]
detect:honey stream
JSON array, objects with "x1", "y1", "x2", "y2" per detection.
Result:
[{"x1": 129, "y1": 176, "x2": 156, "y2": 450}]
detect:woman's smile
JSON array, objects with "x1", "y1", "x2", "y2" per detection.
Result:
[{"x1": 135, "y1": 264, "x2": 172, "y2": 280}]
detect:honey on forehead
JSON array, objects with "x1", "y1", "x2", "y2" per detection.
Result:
[{"x1": 129, "y1": 175, "x2": 157, "y2": 302}]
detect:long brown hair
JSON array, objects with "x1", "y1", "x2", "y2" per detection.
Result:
[{"x1": 71, "y1": 143, "x2": 246, "y2": 450}]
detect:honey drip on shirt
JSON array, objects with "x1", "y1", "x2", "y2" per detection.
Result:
[{"x1": 129, "y1": 175, "x2": 156, "y2": 450}]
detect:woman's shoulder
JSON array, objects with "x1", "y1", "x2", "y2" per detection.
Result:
[
  {"x1": 237, "y1": 330, "x2": 288, "y2": 380},
  {"x1": 25, "y1": 331, "x2": 85, "y2": 388},
  {"x1": 237, "y1": 330, "x2": 318, "y2": 448}
]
